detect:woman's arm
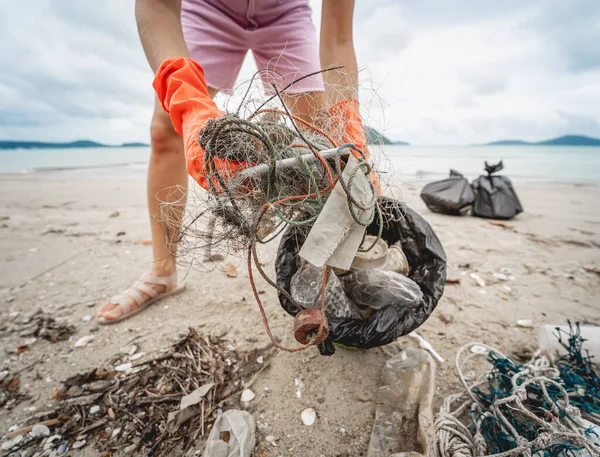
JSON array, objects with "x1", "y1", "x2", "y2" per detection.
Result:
[
  {"x1": 319, "y1": 0, "x2": 358, "y2": 105},
  {"x1": 135, "y1": 0, "x2": 190, "y2": 72}
]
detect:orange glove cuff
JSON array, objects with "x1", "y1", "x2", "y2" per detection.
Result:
[
  {"x1": 329, "y1": 99, "x2": 381, "y2": 195},
  {"x1": 153, "y1": 57, "x2": 231, "y2": 189}
]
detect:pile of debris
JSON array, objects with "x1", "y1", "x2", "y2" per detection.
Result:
[
  {"x1": 0, "y1": 309, "x2": 75, "y2": 343},
  {"x1": 2, "y1": 328, "x2": 271, "y2": 456}
]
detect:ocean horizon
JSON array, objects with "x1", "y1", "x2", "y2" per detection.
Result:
[{"x1": 1, "y1": 144, "x2": 599, "y2": 185}]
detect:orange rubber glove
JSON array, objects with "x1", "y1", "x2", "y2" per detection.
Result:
[
  {"x1": 329, "y1": 99, "x2": 381, "y2": 194},
  {"x1": 153, "y1": 57, "x2": 247, "y2": 190}
]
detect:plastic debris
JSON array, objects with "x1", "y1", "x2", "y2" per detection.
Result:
[
  {"x1": 74, "y1": 335, "x2": 94, "y2": 348},
  {"x1": 420, "y1": 170, "x2": 475, "y2": 216},
  {"x1": 294, "y1": 378, "x2": 304, "y2": 399},
  {"x1": 492, "y1": 273, "x2": 509, "y2": 281},
  {"x1": 301, "y1": 408, "x2": 316, "y2": 426},
  {"x1": 115, "y1": 362, "x2": 133, "y2": 372},
  {"x1": 538, "y1": 324, "x2": 600, "y2": 360},
  {"x1": 471, "y1": 161, "x2": 523, "y2": 220},
  {"x1": 202, "y1": 410, "x2": 255, "y2": 457},
  {"x1": 470, "y1": 273, "x2": 486, "y2": 288},
  {"x1": 89, "y1": 405, "x2": 100, "y2": 414},
  {"x1": 180, "y1": 383, "x2": 214, "y2": 410},
  {"x1": 341, "y1": 269, "x2": 424, "y2": 311},
  {"x1": 350, "y1": 236, "x2": 389, "y2": 271},
  {"x1": 72, "y1": 440, "x2": 86, "y2": 449},
  {"x1": 470, "y1": 344, "x2": 488, "y2": 355},
  {"x1": 386, "y1": 244, "x2": 410, "y2": 276},
  {"x1": 409, "y1": 332, "x2": 444, "y2": 363},
  {"x1": 516, "y1": 319, "x2": 533, "y2": 328},
  {"x1": 256, "y1": 356, "x2": 264, "y2": 364},
  {"x1": 291, "y1": 262, "x2": 362, "y2": 319},
  {"x1": 367, "y1": 348, "x2": 435, "y2": 457},
  {"x1": 240, "y1": 389, "x2": 255, "y2": 403},
  {"x1": 277, "y1": 198, "x2": 447, "y2": 355}
]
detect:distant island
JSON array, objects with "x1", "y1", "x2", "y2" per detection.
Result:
[
  {"x1": 485, "y1": 135, "x2": 600, "y2": 147},
  {"x1": 364, "y1": 126, "x2": 409, "y2": 146},
  {"x1": 1, "y1": 131, "x2": 409, "y2": 149},
  {"x1": 0, "y1": 140, "x2": 150, "y2": 150}
]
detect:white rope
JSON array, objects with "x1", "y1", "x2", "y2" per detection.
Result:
[{"x1": 434, "y1": 342, "x2": 600, "y2": 457}]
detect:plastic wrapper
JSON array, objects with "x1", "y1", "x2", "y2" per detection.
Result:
[
  {"x1": 291, "y1": 263, "x2": 363, "y2": 320},
  {"x1": 275, "y1": 197, "x2": 447, "y2": 355},
  {"x1": 340, "y1": 269, "x2": 424, "y2": 311},
  {"x1": 471, "y1": 161, "x2": 523, "y2": 220},
  {"x1": 420, "y1": 169, "x2": 475, "y2": 215}
]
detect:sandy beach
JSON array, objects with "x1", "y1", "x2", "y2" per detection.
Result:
[{"x1": 1, "y1": 172, "x2": 599, "y2": 456}]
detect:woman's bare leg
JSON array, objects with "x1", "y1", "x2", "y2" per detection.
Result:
[{"x1": 96, "y1": 91, "x2": 216, "y2": 321}]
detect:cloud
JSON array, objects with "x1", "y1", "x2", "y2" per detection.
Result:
[{"x1": 0, "y1": 0, "x2": 598, "y2": 145}]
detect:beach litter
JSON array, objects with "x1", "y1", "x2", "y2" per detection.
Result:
[
  {"x1": 74, "y1": 335, "x2": 94, "y2": 348},
  {"x1": 367, "y1": 348, "x2": 436, "y2": 457},
  {"x1": 0, "y1": 309, "x2": 75, "y2": 343},
  {"x1": 153, "y1": 58, "x2": 447, "y2": 356},
  {"x1": 433, "y1": 322, "x2": 599, "y2": 456},
  {"x1": 469, "y1": 273, "x2": 486, "y2": 288},
  {"x1": 1, "y1": 328, "x2": 273, "y2": 457},
  {"x1": 203, "y1": 409, "x2": 255, "y2": 457},
  {"x1": 420, "y1": 169, "x2": 475, "y2": 216}
]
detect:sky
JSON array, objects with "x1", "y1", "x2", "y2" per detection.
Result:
[{"x1": 1, "y1": 0, "x2": 599, "y2": 146}]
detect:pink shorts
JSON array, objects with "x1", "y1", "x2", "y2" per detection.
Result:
[{"x1": 181, "y1": 0, "x2": 325, "y2": 94}]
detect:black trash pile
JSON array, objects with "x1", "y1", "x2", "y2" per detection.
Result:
[
  {"x1": 276, "y1": 197, "x2": 447, "y2": 356},
  {"x1": 420, "y1": 161, "x2": 523, "y2": 220},
  {"x1": 1, "y1": 329, "x2": 272, "y2": 457}
]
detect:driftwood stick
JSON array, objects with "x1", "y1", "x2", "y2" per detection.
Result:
[{"x1": 7, "y1": 417, "x2": 64, "y2": 438}]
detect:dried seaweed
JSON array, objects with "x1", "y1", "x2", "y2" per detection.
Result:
[{"x1": 3, "y1": 328, "x2": 273, "y2": 457}]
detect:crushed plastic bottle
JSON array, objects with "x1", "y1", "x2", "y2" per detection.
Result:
[
  {"x1": 341, "y1": 269, "x2": 424, "y2": 310},
  {"x1": 367, "y1": 348, "x2": 436, "y2": 457},
  {"x1": 290, "y1": 263, "x2": 363, "y2": 319}
]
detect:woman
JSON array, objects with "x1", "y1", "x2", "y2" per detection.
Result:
[{"x1": 96, "y1": 0, "x2": 360, "y2": 323}]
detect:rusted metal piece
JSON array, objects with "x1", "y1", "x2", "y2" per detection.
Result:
[{"x1": 293, "y1": 309, "x2": 329, "y2": 345}]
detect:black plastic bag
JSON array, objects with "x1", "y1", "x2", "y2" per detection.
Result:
[
  {"x1": 275, "y1": 197, "x2": 447, "y2": 356},
  {"x1": 420, "y1": 170, "x2": 475, "y2": 215},
  {"x1": 471, "y1": 161, "x2": 523, "y2": 220}
]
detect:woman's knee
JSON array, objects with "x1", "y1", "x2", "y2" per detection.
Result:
[{"x1": 150, "y1": 110, "x2": 181, "y2": 155}]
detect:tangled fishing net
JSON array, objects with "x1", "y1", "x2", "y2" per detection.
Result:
[
  {"x1": 154, "y1": 63, "x2": 396, "y2": 349},
  {"x1": 161, "y1": 76, "x2": 381, "y2": 257},
  {"x1": 435, "y1": 322, "x2": 600, "y2": 457}
]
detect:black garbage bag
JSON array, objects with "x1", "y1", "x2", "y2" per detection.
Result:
[
  {"x1": 275, "y1": 197, "x2": 447, "y2": 356},
  {"x1": 420, "y1": 170, "x2": 475, "y2": 215},
  {"x1": 471, "y1": 161, "x2": 523, "y2": 220}
]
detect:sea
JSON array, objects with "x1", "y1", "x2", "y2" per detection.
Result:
[{"x1": 1, "y1": 145, "x2": 599, "y2": 185}]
